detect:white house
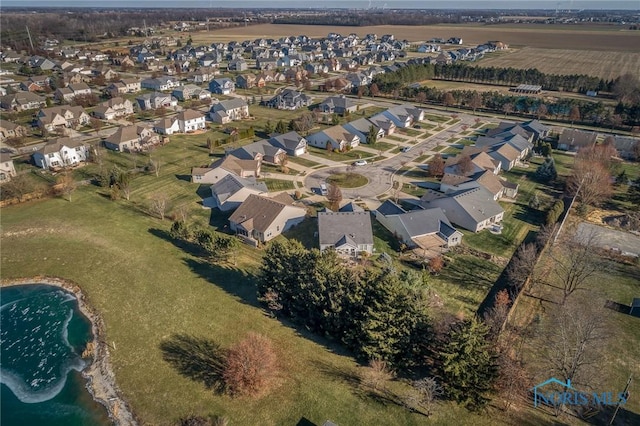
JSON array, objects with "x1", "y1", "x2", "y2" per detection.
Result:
[
  {"x1": 176, "y1": 109, "x2": 206, "y2": 132},
  {"x1": 306, "y1": 125, "x2": 361, "y2": 151},
  {"x1": 32, "y1": 137, "x2": 90, "y2": 170}
]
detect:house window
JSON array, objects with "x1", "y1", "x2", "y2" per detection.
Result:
[
  {"x1": 276, "y1": 226, "x2": 280, "y2": 232},
  {"x1": 48, "y1": 153, "x2": 55, "y2": 158}
]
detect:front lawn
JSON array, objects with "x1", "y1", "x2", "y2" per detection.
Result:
[{"x1": 259, "y1": 178, "x2": 295, "y2": 191}]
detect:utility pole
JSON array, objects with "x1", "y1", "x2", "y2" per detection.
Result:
[
  {"x1": 26, "y1": 26, "x2": 34, "y2": 52},
  {"x1": 609, "y1": 374, "x2": 632, "y2": 425}
]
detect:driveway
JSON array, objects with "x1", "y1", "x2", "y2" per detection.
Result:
[{"x1": 576, "y1": 222, "x2": 640, "y2": 256}]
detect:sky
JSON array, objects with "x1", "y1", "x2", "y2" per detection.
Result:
[{"x1": 1, "y1": 1, "x2": 639, "y2": 10}]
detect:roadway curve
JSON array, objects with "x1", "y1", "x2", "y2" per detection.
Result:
[{"x1": 303, "y1": 109, "x2": 482, "y2": 202}]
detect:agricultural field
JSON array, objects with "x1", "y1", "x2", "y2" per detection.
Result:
[
  {"x1": 190, "y1": 23, "x2": 640, "y2": 51},
  {"x1": 477, "y1": 47, "x2": 640, "y2": 80}
]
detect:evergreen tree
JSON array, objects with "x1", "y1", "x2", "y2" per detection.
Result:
[
  {"x1": 366, "y1": 125, "x2": 378, "y2": 145},
  {"x1": 438, "y1": 317, "x2": 498, "y2": 409},
  {"x1": 275, "y1": 120, "x2": 288, "y2": 134},
  {"x1": 264, "y1": 120, "x2": 274, "y2": 134},
  {"x1": 534, "y1": 157, "x2": 557, "y2": 182}
]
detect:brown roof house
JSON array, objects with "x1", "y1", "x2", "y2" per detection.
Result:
[
  {"x1": 306, "y1": 125, "x2": 361, "y2": 150},
  {"x1": 93, "y1": 97, "x2": 134, "y2": 120},
  {"x1": 229, "y1": 193, "x2": 306, "y2": 246},
  {"x1": 37, "y1": 106, "x2": 91, "y2": 132},
  {"x1": 191, "y1": 155, "x2": 261, "y2": 184},
  {"x1": 210, "y1": 174, "x2": 268, "y2": 212},
  {"x1": 0, "y1": 119, "x2": 28, "y2": 141},
  {"x1": 558, "y1": 129, "x2": 597, "y2": 152},
  {"x1": 104, "y1": 125, "x2": 159, "y2": 152}
]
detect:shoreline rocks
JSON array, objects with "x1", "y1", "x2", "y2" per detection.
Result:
[{"x1": 1, "y1": 276, "x2": 137, "y2": 426}]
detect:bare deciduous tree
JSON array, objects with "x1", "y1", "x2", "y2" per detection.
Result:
[
  {"x1": 542, "y1": 295, "x2": 607, "y2": 392},
  {"x1": 56, "y1": 172, "x2": 77, "y2": 202},
  {"x1": 149, "y1": 192, "x2": 169, "y2": 220},
  {"x1": 506, "y1": 243, "x2": 539, "y2": 290},
  {"x1": 457, "y1": 154, "x2": 474, "y2": 175},
  {"x1": 427, "y1": 154, "x2": 445, "y2": 177},
  {"x1": 550, "y1": 230, "x2": 603, "y2": 305},
  {"x1": 223, "y1": 333, "x2": 277, "y2": 397},
  {"x1": 326, "y1": 183, "x2": 342, "y2": 211},
  {"x1": 360, "y1": 359, "x2": 394, "y2": 391}
]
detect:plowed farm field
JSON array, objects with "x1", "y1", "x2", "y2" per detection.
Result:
[{"x1": 475, "y1": 47, "x2": 640, "y2": 80}]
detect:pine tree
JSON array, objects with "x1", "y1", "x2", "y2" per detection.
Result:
[
  {"x1": 366, "y1": 125, "x2": 378, "y2": 145},
  {"x1": 438, "y1": 317, "x2": 498, "y2": 409},
  {"x1": 275, "y1": 120, "x2": 288, "y2": 134},
  {"x1": 534, "y1": 157, "x2": 557, "y2": 182}
]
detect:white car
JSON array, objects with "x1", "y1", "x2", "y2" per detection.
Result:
[
  {"x1": 401, "y1": 146, "x2": 412, "y2": 152},
  {"x1": 353, "y1": 160, "x2": 368, "y2": 166}
]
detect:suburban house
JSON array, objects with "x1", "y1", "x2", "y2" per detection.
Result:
[
  {"x1": 210, "y1": 174, "x2": 268, "y2": 211},
  {"x1": 381, "y1": 104, "x2": 425, "y2": 128},
  {"x1": 0, "y1": 153, "x2": 16, "y2": 182},
  {"x1": 141, "y1": 77, "x2": 181, "y2": 91},
  {"x1": 343, "y1": 118, "x2": 384, "y2": 144},
  {"x1": 263, "y1": 89, "x2": 311, "y2": 110},
  {"x1": 209, "y1": 98, "x2": 249, "y2": 124},
  {"x1": 269, "y1": 131, "x2": 307, "y2": 156},
  {"x1": 1, "y1": 91, "x2": 47, "y2": 111},
  {"x1": 558, "y1": 129, "x2": 598, "y2": 152},
  {"x1": 306, "y1": 125, "x2": 361, "y2": 150},
  {"x1": 191, "y1": 154, "x2": 261, "y2": 184},
  {"x1": 374, "y1": 200, "x2": 463, "y2": 251},
  {"x1": 93, "y1": 97, "x2": 134, "y2": 120},
  {"x1": 319, "y1": 95, "x2": 359, "y2": 115},
  {"x1": 444, "y1": 148, "x2": 501, "y2": 176},
  {"x1": 172, "y1": 84, "x2": 212, "y2": 101},
  {"x1": 176, "y1": 109, "x2": 206, "y2": 132},
  {"x1": 229, "y1": 140, "x2": 287, "y2": 165},
  {"x1": 153, "y1": 117, "x2": 180, "y2": 135},
  {"x1": 229, "y1": 193, "x2": 307, "y2": 245},
  {"x1": 37, "y1": 106, "x2": 91, "y2": 132},
  {"x1": 367, "y1": 114, "x2": 397, "y2": 135},
  {"x1": 476, "y1": 133, "x2": 533, "y2": 160},
  {"x1": 421, "y1": 187, "x2": 505, "y2": 232},
  {"x1": 0, "y1": 119, "x2": 28, "y2": 141},
  {"x1": 440, "y1": 170, "x2": 518, "y2": 200},
  {"x1": 236, "y1": 73, "x2": 257, "y2": 89},
  {"x1": 192, "y1": 67, "x2": 219, "y2": 84},
  {"x1": 317, "y1": 211, "x2": 374, "y2": 258},
  {"x1": 54, "y1": 83, "x2": 92, "y2": 102},
  {"x1": 135, "y1": 92, "x2": 178, "y2": 110},
  {"x1": 208, "y1": 78, "x2": 235, "y2": 95},
  {"x1": 613, "y1": 136, "x2": 639, "y2": 160},
  {"x1": 227, "y1": 58, "x2": 248, "y2": 71},
  {"x1": 106, "y1": 78, "x2": 141, "y2": 97},
  {"x1": 103, "y1": 125, "x2": 159, "y2": 152},
  {"x1": 32, "y1": 137, "x2": 90, "y2": 170},
  {"x1": 488, "y1": 143, "x2": 521, "y2": 171}
]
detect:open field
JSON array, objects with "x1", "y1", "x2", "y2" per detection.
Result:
[
  {"x1": 477, "y1": 47, "x2": 640, "y2": 80},
  {"x1": 191, "y1": 23, "x2": 640, "y2": 51}
]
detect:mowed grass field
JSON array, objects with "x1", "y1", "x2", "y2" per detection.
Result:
[
  {"x1": 477, "y1": 47, "x2": 640, "y2": 80},
  {"x1": 194, "y1": 23, "x2": 640, "y2": 51}
]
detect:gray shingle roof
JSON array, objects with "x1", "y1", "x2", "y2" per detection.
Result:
[{"x1": 318, "y1": 211, "x2": 373, "y2": 247}]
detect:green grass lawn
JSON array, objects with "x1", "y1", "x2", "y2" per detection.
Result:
[
  {"x1": 384, "y1": 135, "x2": 407, "y2": 143},
  {"x1": 326, "y1": 172, "x2": 369, "y2": 188},
  {"x1": 424, "y1": 114, "x2": 450, "y2": 123},
  {"x1": 307, "y1": 147, "x2": 375, "y2": 162},
  {"x1": 287, "y1": 156, "x2": 321, "y2": 168},
  {"x1": 442, "y1": 146, "x2": 462, "y2": 155},
  {"x1": 400, "y1": 184, "x2": 426, "y2": 198},
  {"x1": 371, "y1": 141, "x2": 396, "y2": 152},
  {"x1": 258, "y1": 178, "x2": 295, "y2": 191},
  {"x1": 398, "y1": 128, "x2": 423, "y2": 137}
]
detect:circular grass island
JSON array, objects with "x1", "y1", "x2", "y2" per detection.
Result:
[{"x1": 326, "y1": 172, "x2": 369, "y2": 188}]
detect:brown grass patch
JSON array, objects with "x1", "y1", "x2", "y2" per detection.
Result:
[
  {"x1": 194, "y1": 23, "x2": 640, "y2": 52},
  {"x1": 476, "y1": 47, "x2": 640, "y2": 80}
]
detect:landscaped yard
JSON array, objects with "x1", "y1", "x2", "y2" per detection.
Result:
[
  {"x1": 326, "y1": 172, "x2": 369, "y2": 188},
  {"x1": 259, "y1": 178, "x2": 295, "y2": 191},
  {"x1": 287, "y1": 155, "x2": 322, "y2": 168},
  {"x1": 308, "y1": 146, "x2": 375, "y2": 162},
  {"x1": 371, "y1": 141, "x2": 396, "y2": 152}
]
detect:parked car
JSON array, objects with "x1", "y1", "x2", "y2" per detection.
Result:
[
  {"x1": 320, "y1": 183, "x2": 328, "y2": 195},
  {"x1": 401, "y1": 146, "x2": 411, "y2": 152},
  {"x1": 353, "y1": 160, "x2": 368, "y2": 166}
]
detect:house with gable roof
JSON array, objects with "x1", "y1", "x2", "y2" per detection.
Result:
[
  {"x1": 421, "y1": 187, "x2": 504, "y2": 232},
  {"x1": 0, "y1": 153, "x2": 17, "y2": 182},
  {"x1": 269, "y1": 131, "x2": 307, "y2": 157},
  {"x1": 32, "y1": 137, "x2": 90, "y2": 170},
  {"x1": 93, "y1": 97, "x2": 134, "y2": 120},
  {"x1": 104, "y1": 125, "x2": 159, "y2": 152},
  {"x1": 319, "y1": 95, "x2": 359, "y2": 115},
  {"x1": 318, "y1": 211, "x2": 374, "y2": 258},
  {"x1": 37, "y1": 106, "x2": 91, "y2": 132},
  {"x1": 210, "y1": 174, "x2": 268, "y2": 212},
  {"x1": 229, "y1": 193, "x2": 306, "y2": 245},
  {"x1": 208, "y1": 78, "x2": 235, "y2": 95},
  {"x1": 343, "y1": 118, "x2": 384, "y2": 144},
  {"x1": 381, "y1": 104, "x2": 424, "y2": 128},
  {"x1": 306, "y1": 125, "x2": 361, "y2": 150},
  {"x1": 209, "y1": 98, "x2": 249, "y2": 124},
  {"x1": 176, "y1": 109, "x2": 206, "y2": 132},
  {"x1": 558, "y1": 129, "x2": 597, "y2": 152},
  {"x1": 229, "y1": 140, "x2": 287, "y2": 165},
  {"x1": 192, "y1": 154, "x2": 261, "y2": 184},
  {"x1": 374, "y1": 200, "x2": 462, "y2": 251}
]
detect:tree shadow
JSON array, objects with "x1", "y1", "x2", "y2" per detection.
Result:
[
  {"x1": 159, "y1": 333, "x2": 226, "y2": 392},
  {"x1": 184, "y1": 257, "x2": 260, "y2": 306},
  {"x1": 175, "y1": 174, "x2": 192, "y2": 182}
]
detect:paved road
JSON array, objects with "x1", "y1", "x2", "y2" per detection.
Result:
[
  {"x1": 576, "y1": 222, "x2": 640, "y2": 256},
  {"x1": 303, "y1": 109, "x2": 489, "y2": 204}
]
